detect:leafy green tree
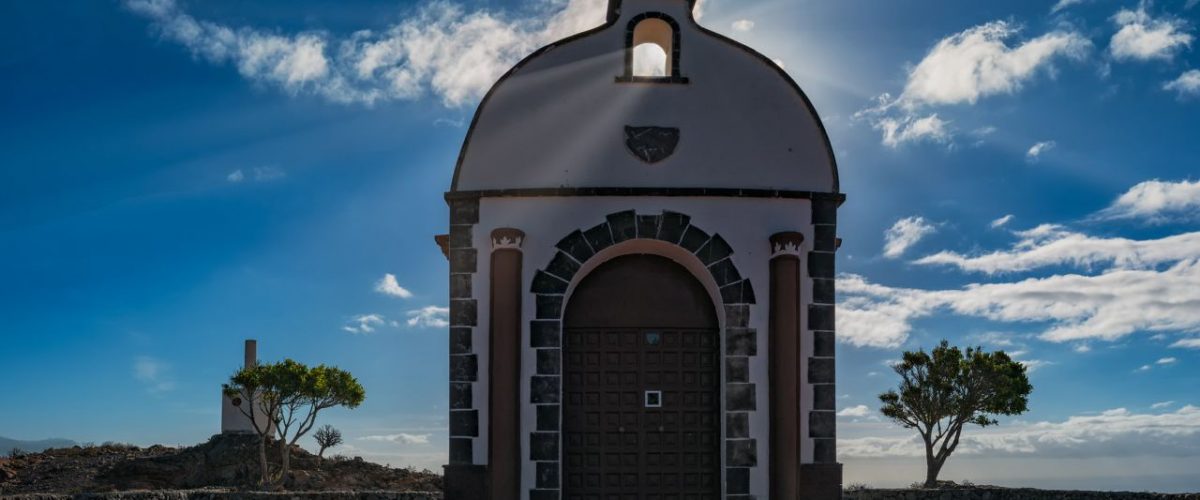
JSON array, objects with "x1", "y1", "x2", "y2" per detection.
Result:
[
  {"x1": 313, "y1": 424, "x2": 343, "y2": 468},
  {"x1": 271, "y1": 361, "x2": 365, "y2": 482},
  {"x1": 878, "y1": 340, "x2": 1032, "y2": 488},
  {"x1": 224, "y1": 360, "x2": 365, "y2": 487}
]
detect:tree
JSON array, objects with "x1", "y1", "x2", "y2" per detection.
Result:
[
  {"x1": 270, "y1": 361, "x2": 365, "y2": 483},
  {"x1": 223, "y1": 360, "x2": 365, "y2": 487},
  {"x1": 878, "y1": 340, "x2": 1032, "y2": 488},
  {"x1": 313, "y1": 424, "x2": 343, "y2": 468}
]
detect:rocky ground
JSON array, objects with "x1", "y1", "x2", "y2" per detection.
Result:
[
  {"x1": 842, "y1": 482, "x2": 1200, "y2": 500},
  {"x1": 0, "y1": 434, "x2": 441, "y2": 495}
]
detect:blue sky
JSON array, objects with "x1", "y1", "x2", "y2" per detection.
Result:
[{"x1": 2, "y1": 0, "x2": 1199, "y2": 491}]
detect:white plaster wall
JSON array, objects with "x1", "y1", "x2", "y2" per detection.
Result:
[
  {"x1": 221, "y1": 392, "x2": 273, "y2": 435},
  {"x1": 473, "y1": 195, "x2": 819, "y2": 498},
  {"x1": 453, "y1": 0, "x2": 837, "y2": 193}
]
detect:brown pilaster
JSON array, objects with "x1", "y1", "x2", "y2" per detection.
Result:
[
  {"x1": 769, "y1": 231, "x2": 805, "y2": 500},
  {"x1": 490, "y1": 228, "x2": 525, "y2": 500}
]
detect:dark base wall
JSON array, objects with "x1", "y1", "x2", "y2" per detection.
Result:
[
  {"x1": 845, "y1": 489, "x2": 1200, "y2": 500},
  {"x1": 2, "y1": 493, "x2": 442, "y2": 500},
  {"x1": 442, "y1": 464, "x2": 486, "y2": 500},
  {"x1": 800, "y1": 463, "x2": 844, "y2": 500}
]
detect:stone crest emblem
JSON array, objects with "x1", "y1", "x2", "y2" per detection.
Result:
[{"x1": 624, "y1": 126, "x2": 680, "y2": 164}]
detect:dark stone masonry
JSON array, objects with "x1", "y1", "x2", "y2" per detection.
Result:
[
  {"x1": 6, "y1": 489, "x2": 1198, "y2": 500},
  {"x1": 1, "y1": 493, "x2": 442, "y2": 500}
]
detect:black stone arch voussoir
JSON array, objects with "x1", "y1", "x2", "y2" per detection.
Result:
[{"x1": 530, "y1": 209, "x2": 757, "y2": 307}]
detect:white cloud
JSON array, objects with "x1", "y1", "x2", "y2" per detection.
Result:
[
  {"x1": 875, "y1": 113, "x2": 952, "y2": 148},
  {"x1": 731, "y1": 19, "x2": 755, "y2": 32},
  {"x1": 849, "y1": 209, "x2": 1200, "y2": 348},
  {"x1": 968, "y1": 331, "x2": 1021, "y2": 348},
  {"x1": 900, "y1": 21, "x2": 1090, "y2": 107},
  {"x1": 227, "y1": 166, "x2": 284, "y2": 183},
  {"x1": 361, "y1": 433, "x2": 432, "y2": 445},
  {"x1": 972, "y1": 126, "x2": 998, "y2": 137},
  {"x1": 433, "y1": 117, "x2": 466, "y2": 128},
  {"x1": 374, "y1": 273, "x2": 414, "y2": 299},
  {"x1": 1153, "y1": 401, "x2": 1177, "y2": 409},
  {"x1": 990, "y1": 215, "x2": 1015, "y2": 228},
  {"x1": 838, "y1": 258, "x2": 1200, "y2": 347},
  {"x1": 344, "y1": 313, "x2": 386, "y2": 334},
  {"x1": 1018, "y1": 359, "x2": 1053, "y2": 372},
  {"x1": 855, "y1": 21, "x2": 1088, "y2": 146},
  {"x1": 916, "y1": 224, "x2": 1200, "y2": 274},
  {"x1": 1051, "y1": 0, "x2": 1088, "y2": 13},
  {"x1": 967, "y1": 126, "x2": 997, "y2": 146},
  {"x1": 883, "y1": 216, "x2": 938, "y2": 258},
  {"x1": 344, "y1": 306, "x2": 448, "y2": 332},
  {"x1": 1157, "y1": 357, "x2": 1179, "y2": 365},
  {"x1": 125, "y1": 0, "x2": 614, "y2": 107},
  {"x1": 407, "y1": 306, "x2": 450, "y2": 328},
  {"x1": 134, "y1": 356, "x2": 175, "y2": 394},
  {"x1": 1164, "y1": 69, "x2": 1200, "y2": 97},
  {"x1": 1109, "y1": 6, "x2": 1193, "y2": 62},
  {"x1": 1096, "y1": 179, "x2": 1200, "y2": 223},
  {"x1": 1171, "y1": 338, "x2": 1200, "y2": 349},
  {"x1": 840, "y1": 405, "x2": 1200, "y2": 459},
  {"x1": 1025, "y1": 140, "x2": 1056, "y2": 162},
  {"x1": 251, "y1": 166, "x2": 285, "y2": 181},
  {"x1": 838, "y1": 405, "x2": 872, "y2": 418}
]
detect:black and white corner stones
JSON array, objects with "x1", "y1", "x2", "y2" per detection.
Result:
[
  {"x1": 808, "y1": 196, "x2": 839, "y2": 465},
  {"x1": 528, "y1": 209, "x2": 759, "y2": 499},
  {"x1": 447, "y1": 197, "x2": 480, "y2": 465}
]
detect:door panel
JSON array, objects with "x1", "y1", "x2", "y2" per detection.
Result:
[{"x1": 563, "y1": 328, "x2": 720, "y2": 499}]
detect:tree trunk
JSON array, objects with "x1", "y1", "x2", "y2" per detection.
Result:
[
  {"x1": 257, "y1": 435, "x2": 269, "y2": 486},
  {"x1": 279, "y1": 439, "x2": 291, "y2": 487},
  {"x1": 922, "y1": 434, "x2": 939, "y2": 488},
  {"x1": 924, "y1": 457, "x2": 945, "y2": 488},
  {"x1": 317, "y1": 447, "x2": 325, "y2": 470}
]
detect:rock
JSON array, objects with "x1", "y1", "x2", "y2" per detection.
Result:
[{"x1": 0, "y1": 434, "x2": 441, "y2": 495}]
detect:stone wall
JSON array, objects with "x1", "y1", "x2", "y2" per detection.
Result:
[
  {"x1": 844, "y1": 488, "x2": 1200, "y2": 500},
  {"x1": 2, "y1": 491, "x2": 442, "y2": 500}
]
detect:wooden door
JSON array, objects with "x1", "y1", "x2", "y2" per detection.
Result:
[{"x1": 563, "y1": 255, "x2": 721, "y2": 500}]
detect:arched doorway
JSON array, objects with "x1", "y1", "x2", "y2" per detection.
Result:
[{"x1": 562, "y1": 254, "x2": 721, "y2": 499}]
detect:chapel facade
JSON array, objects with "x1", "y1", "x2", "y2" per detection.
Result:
[{"x1": 438, "y1": 0, "x2": 844, "y2": 498}]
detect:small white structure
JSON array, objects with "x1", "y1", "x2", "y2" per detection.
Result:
[
  {"x1": 438, "y1": 1, "x2": 844, "y2": 499},
  {"x1": 220, "y1": 339, "x2": 274, "y2": 435}
]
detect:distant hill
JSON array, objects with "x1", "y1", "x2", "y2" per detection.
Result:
[{"x1": 0, "y1": 436, "x2": 76, "y2": 455}]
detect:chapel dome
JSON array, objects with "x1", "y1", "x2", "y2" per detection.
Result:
[{"x1": 451, "y1": 0, "x2": 839, "y2": 194}]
